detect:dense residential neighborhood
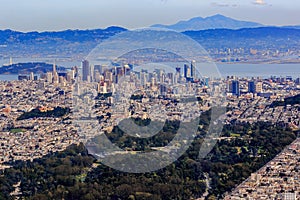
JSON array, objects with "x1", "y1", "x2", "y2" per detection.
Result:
[{"x1": 0, "y1": 57, "x2": 298, "y2": 200}]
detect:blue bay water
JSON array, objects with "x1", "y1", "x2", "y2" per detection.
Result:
[
  {"x1": 1, "y1": 58, "x2": 300, "y2": 81},
  {"x1": 216, "y1": 63, "x2": 300, "y2": 78}
]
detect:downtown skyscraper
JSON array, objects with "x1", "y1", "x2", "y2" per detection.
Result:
[{"x1": 82, "y1": 60, "x2": 90, "y2": 82}]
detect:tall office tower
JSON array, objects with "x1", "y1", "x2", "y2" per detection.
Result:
[
  {"x1": 151, "y1": 77, "x2": 156, "y2": 87},
  {"x1": 167, "y1": 73, "x2": 174, "y2": 85},
  {"x1": 72, "y1": 66, "x2": 79, "y2": 77},
  {"x1": 174, "y1": 73, "x2": 179, "y2": 84},
  {"x1": 255, "y1": 82, "x2": 263, "y2": 93},
  {"x1": 94, "y1": 71, "x2": 101, "y2": 82},
  {"x1": 161, "y1": 74, "x2": 166, "y2": 83},
  {"x1": 154, "y1": 69, "x2": 163, "y2": 83},
  {"x1": 191, "y1": 60, "x2": 196, "y2": 79},
  {"x1": 59, "y1": 76, "x2": 66, "y2": 86},
  {"x1": 9, "y1": 57, "x2": 13, "y2": 65},
  {"x1": 175, "y1": 67, "x2": 181, "y2": 84},
  {"x1": 53, "y1": 62, "x2": 57, "y2": 74},
  {"x1": 82, "y1": 60, "x2": 90, "y2": 82},
  {"x1": 52, "y1": 62, "x2": 59, "y2": 83},
  {"x1": 66, "y1": 73, "x2": 72, "y2": 83},
  {"x1": 29, "y1": 72, "x2": 34, "y2": 81},
  {"x1": 135, "y1": 71, "x2": 141, "y2": 80},
  {"x1": 175, "y1": 67, "x2": 181, "y2": 75},
  {"x1": 114, "y1": 74, "x2": 119, "y2": 84},
  {"x1": 53, "y1": 75, "x2": 59, "y2": 84},
  {"x1": 141, "y1": 72, "x2": 148, "y2": 86},
  {"x1": 104, "y1": 71, "x2": 113, "y2": 82},
  {"x1": 248, "y1": 81, "x2": 256, "y2": 93},
  {"x1": 90, "y1": 64, "x2": 94, "y2": 82},
  {"x1": 70, "y1": 69, "x2": 75, "y2": 80},
  {"x1": 116, "y1": 67, "x2": 125, "y2": 76},
  {"x1": 156, "y1": 69, "x2": 164, "y2": 83},
  {"x1": 46, "y1": 72, "x2": 53, "y2": 83},
  {"x1": 150, "y1": 72, "x2": 158, "y2": 83},
  {"x1": 227, "y1": 80, "x2": 232, "y2": 92},
  {"x1": 231, "y1": 80, "x2": 240, "y2": 96},
  {"x1": 203, "y1": 77, "x2": 210, "y2": 86},
  {"x1": 124, "y1": 64, "x2": 131, "y2": 75},
  {"x1": 184, "y1": 64, "x2": 190, "y2": 78},
  {"x1": 129, "y1": 72, "x2": 136, "y2": 83}
]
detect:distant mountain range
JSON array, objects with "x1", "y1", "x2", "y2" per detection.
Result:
[
  {"x1": 0, "y1": 15, "x2": 300, "y2": 63},
  {"x1": 282, "y1": 25, "x2": 300, "y2": 29},
  {"x1": 0, "y1": 26, "x2": 126, "y2": 44},
  {"x1": 151, "y1": 14, "x2": 263, "y2": 31},
  {"x1": 183, "y1": 27, "x2": 300, "y2": 50},
  {"x1": 0, "y1": 26, "x2": 126, "y2": 59}
]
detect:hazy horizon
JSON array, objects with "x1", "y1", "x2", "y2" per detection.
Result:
[{"x1": 0, "y1": 0, "x2": 299, "y2": 32}]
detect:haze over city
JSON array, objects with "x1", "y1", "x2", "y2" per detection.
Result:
[{"x1": 0, "y1": 0, "x2": 300, "y2": 31}]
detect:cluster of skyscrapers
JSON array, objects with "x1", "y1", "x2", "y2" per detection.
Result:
[
  {"x1": 79, "y1": 59, "x2": 202, "y2": 95},
  {"x1": 228, "y1": 79, "x2": 263, "y2": 97},
  {"x1": 17, "y1": 58, "x2": 300, "y2": 100},
  {"x1": 43, "y1": 63, "x2": 78, "y2": 85}
]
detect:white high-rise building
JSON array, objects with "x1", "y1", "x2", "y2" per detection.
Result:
[
  {"x1": 29, "y1": 72, "x2": 34, "y2": 81},
  {"x1": 90, "y1": 64, "x2": 94, "y2": 82},
  {"x1": 52, "y1": 62, "x2": 59, "y2": 84},
  {"x1": 46, "y1": 72, "x2": 53, "y2": 83}
]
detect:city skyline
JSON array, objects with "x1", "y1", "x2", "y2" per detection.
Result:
[{"x1": 0, "y1": 0, "x2": 299, "y2": 31}]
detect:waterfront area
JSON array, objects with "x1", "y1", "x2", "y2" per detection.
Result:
[{"x1": 2, "y1": 62, "x2": 300, "y2": 80}]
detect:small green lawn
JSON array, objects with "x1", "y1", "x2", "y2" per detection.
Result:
[
  {"x1": 230, "y1": 133, "x2": 241, "y2": 137},
  {"x1": 10, "y1": 128, "x2": 25, "y2": 133}
]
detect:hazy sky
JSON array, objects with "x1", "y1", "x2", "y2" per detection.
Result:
[{"x1": 0, "y1": 0, "x2": 299, "y2": 32}]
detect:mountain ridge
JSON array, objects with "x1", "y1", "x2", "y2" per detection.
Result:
[
  {"x1": 151, "y1": 14, "x2": 263, "y2": 31},
  {"x1": 0, "y1": 26, "x2": 126, "y2": 34},
  {"x1": 0, "y1": 26, "x2": 299, "y2": 63}
]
